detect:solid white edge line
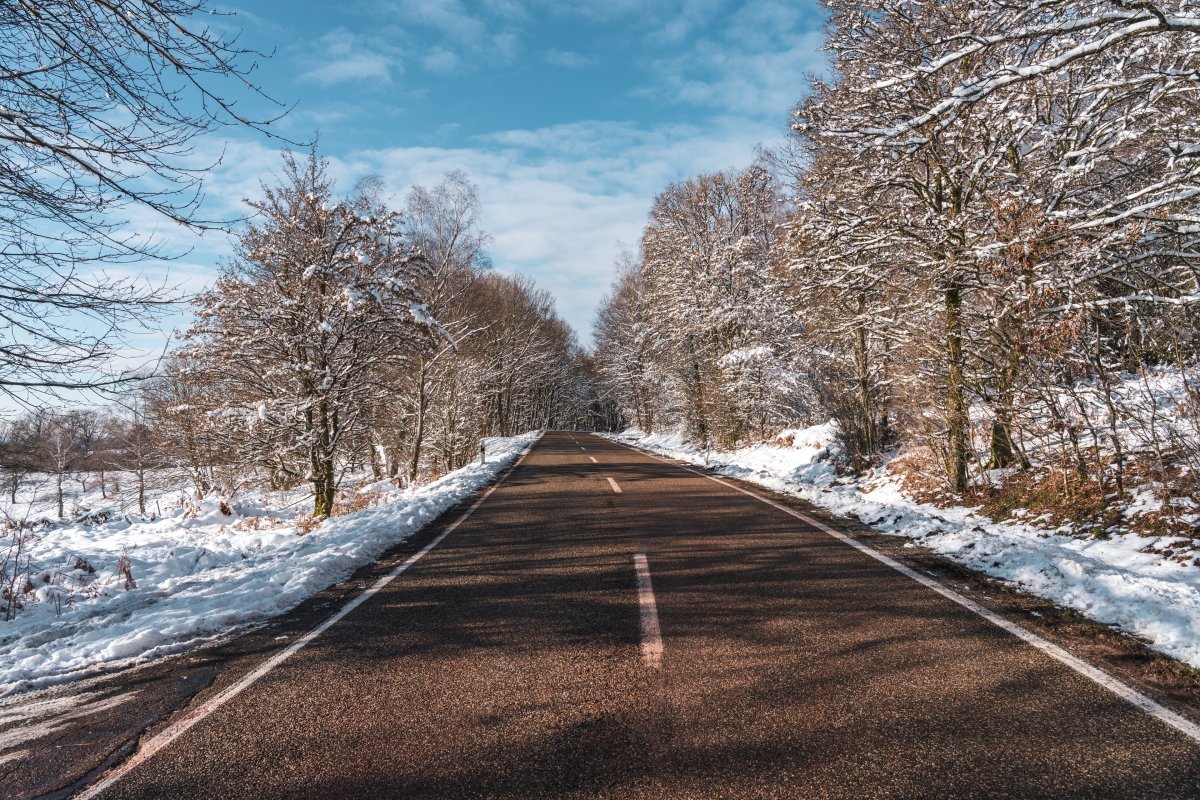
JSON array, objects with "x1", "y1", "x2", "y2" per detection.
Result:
[
  {"x1": 76, "y1": 433, "x2": 546, "y2": 800},
  {"x1": 633, "y1": 554, "x2": 663, "y2": 669},
  {"x1": 611, "y1": 438, "x2": 1200, "y2": 745},
  {"x1": 606, "y1": 476, "x2": 623, "y2": 494}
]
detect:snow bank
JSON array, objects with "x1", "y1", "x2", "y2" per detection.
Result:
[
  {"x1": 0, "y1": 432, "x2": 539, "y2": 697},
  {"x1": 609, "y1": 426, "x2": 1200, "y2": 669}
]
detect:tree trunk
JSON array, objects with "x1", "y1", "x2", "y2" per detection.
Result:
[
  {"x1": 310, "y1": 401, "x2": 336, "y2": 519},
  {"x1": 312, "y1": 454, "x2": 334, "y2": 518},
  {"x1": 945, "y1": 284, "x2": 969, "y2": 493},
  {"x1": 690, "y1": 356, "x2": 709, "y2": 445},
  {"x1": 369, "y1": 440, "x2": 383, "y2": 480},
  {"x1": 56, "y1": 472, "x2": 64, "y2": 519},
  {"x1": 410, "y1": 362, "x2": 428, "y2": 482},
  {"x1": 853, "y1": 302, "x2": 875, "y2": 454},
  {"x1": 987, "y1": 418, "x2": 1021, "y2": 469}
]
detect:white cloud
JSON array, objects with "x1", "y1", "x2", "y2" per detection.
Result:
[
  {"x1": 138, "y1": 111, "x2": 783, "y2": 347},
  {"x1": 394, "y1": 0, "x2": 488, "y2": 43},
  {"x1": 348, "y1": 115, "x2": 781, "y2": 341},
  {"x1": 544, "y1": 49, "x2": 594, "y2": 69},
  {"x1": 422, "y1": 47, "x2": 461, "y2": 74},
  {"x1": 639, "y1": 2, "x2": 828, "y2": 120},
  {"x1": 301, "y1": 53, "x2": 395, "y2": 85},
  {"x1": 298, "y1": 29, "x2": 400, "y2": 86}
]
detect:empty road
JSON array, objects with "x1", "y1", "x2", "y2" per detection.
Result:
[{"x1": 76, "y1": 432, "x2": 1200, "y2": 798}]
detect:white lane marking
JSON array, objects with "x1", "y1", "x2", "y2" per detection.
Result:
[
  {"x1": 580, "y1": 446, "x2": 587, "y2": 451},
  {"x1": 611, "y1": 439, "x2": 1200, "y2": 745},
  {"x1": 607, "y1": 477, "x2": 622, "y2": 494},
  {"x1": 633, "y1": 554, "x2": 663, "y2": 669},
  {"x1": 77, "y1": 434, "x2": 545, "y2": 800},
  {"x1": 588, "y1": 456, "x2": 598, "y2": 464}
]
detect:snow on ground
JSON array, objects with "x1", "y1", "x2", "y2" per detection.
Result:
[
  {"x1": 0, "y1": 432, "x2": 539, "y2": 697},
  {"x1": 608, "y1": 425, "x2": 1200, "y2": 670}
]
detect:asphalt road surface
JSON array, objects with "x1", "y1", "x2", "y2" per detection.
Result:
[{"x1": 74, "y1": 432, "x2": 1200, "y2": 798}]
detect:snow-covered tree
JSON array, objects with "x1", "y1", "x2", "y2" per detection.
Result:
[
  {"x1": 184, "y1": 149, "x2": 435, "y2": 517},
  {"x1": 638, "y1": 165, "x2": 803, "y2": 447},
  {"x1": 593, "y1": 251, "x2": 671, "y2": 433}
]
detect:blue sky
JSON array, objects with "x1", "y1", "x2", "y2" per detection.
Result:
[{"x1": 152, "y1": 0, "x2": 828, "y2": 344}]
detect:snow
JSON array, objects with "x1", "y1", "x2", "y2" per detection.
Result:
[
  {"x1": 609, "y1": 425, "x2": 1200, "y2": 670},
  {"x1": 0, "y1": 432, "x2": 539, "y2": 697}
]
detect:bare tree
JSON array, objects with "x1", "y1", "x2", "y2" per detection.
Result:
[
  {"x1": 0, "y1": 0, "x2": 288, "y2": 398},
  {"x1": 397, "y1": 172, "x2": 492, "y2": 481}
]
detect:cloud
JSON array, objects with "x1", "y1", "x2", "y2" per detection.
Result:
[
  {"x1": 143, "y1": 110, "x2": 784, "y2": 347},
  {"x1": 347, "y1": 115, "x2": 782, "y2": 341},
  {"x1": 544, "y1": 49, "x2": 594, "y2": 69},
  {"x1": 639, "y1": 1, "x2": 828, "y2": 120},
  {"x1": 298, "y1": 29, "x2": 400, "y2": 86},
  {"x1": 389, "y1": 0, "x2": 488, "y2": 43},
  {"x1": 422, "y1": 47, "x2": 462, "y2": 74}
]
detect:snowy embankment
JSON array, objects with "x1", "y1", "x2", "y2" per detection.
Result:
[
  {"x1": 0, "y1": 432, "x2": 538, "y2": 697},
  {"x1": 609, "y1": 426, "x2": 1200, "y2": 670}
]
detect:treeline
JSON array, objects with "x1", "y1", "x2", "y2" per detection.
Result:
[
  {"x1": 5, "y1": 152, "x2": 600, "y2": 519},
  {"x1": 595, "y1": 0, "x2": 1200, "y2": 513},
  {"x1": 594, "y1": 167, "x2": 807, "y2": 449},
  {"x1": 0, "y1": 409, "x2": 138, "y2": 517}
]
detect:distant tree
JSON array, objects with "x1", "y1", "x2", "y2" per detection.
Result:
[
  {"x1": 38, "y1": 412, "x2": 87, "y2": 519},
  {"x1": 144, "y1": 354, "x2": 230, "y2": 497},
  {"x1": 0, "y1": 416, "x2": 41, "y2": 504},
  {"x1": 396, "y1": 171, "x2": 491, "y2": 481},
  {"x1": 112, "y1": 394, "x2": 161, "y2": 516},
  {"x1": 593, "y1": 251, "x2": 670, "y2": 433}
]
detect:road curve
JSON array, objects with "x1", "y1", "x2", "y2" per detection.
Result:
[{"x1": 79, "y1": 431, "x2": 1200, "y2": 799}]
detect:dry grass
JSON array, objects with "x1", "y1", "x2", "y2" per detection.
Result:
[
  {"x1": 889, "y1": 446, "x2": 951, "y2": 503},
  {"x1": 965, "y1": 450, "x2": 1200, "y2": 546},
  {"x1": 232, "y1": 514, "x2": 287, "y2": 532},
  {"x1": 295, "y1": 514, "x2": 322, "y2": 535},
  {"x1": 332, "y1": 489, "x2": 385, "y2": 517}
]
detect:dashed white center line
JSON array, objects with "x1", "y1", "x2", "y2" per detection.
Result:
[
  {"x1": 606, "y1": 476, "x2": 622, "y2": 494},
  {"x1": 633, "y1": 554, "x2": 663, "y2": 669},
  {"x1": 588, "y1": 456, "x2": 598, "y2": 463},
  {"x1": 580, "y1": 446, "x2": 586, "y2": 451}
]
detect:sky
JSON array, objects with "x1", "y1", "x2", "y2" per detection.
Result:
[{"x1": 150, "y1": 0, "x2": 829, "y2": 346}]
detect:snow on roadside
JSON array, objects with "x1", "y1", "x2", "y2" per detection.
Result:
[
  {"x1": 0, "y1": 432, "x2": 539, "y2": 697},
  {"x1": 607, "y1": 426, "x2": 1200, "y2": 670}
]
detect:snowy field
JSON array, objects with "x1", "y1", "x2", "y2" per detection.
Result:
[
  {"x1": 609, "y1": 425, "x2": 1200, "y2": 670},
  {"x1": 0, "y1": 432, "x2": 539, "y2": 697}
]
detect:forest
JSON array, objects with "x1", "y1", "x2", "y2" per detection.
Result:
[{"x1": 594, "y1": 0, "x2": 1200, "y2": 536}]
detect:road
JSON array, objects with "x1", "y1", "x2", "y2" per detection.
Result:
[{"x1": 64, "y1": 432, "x2": 1200, "y2": 797}]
